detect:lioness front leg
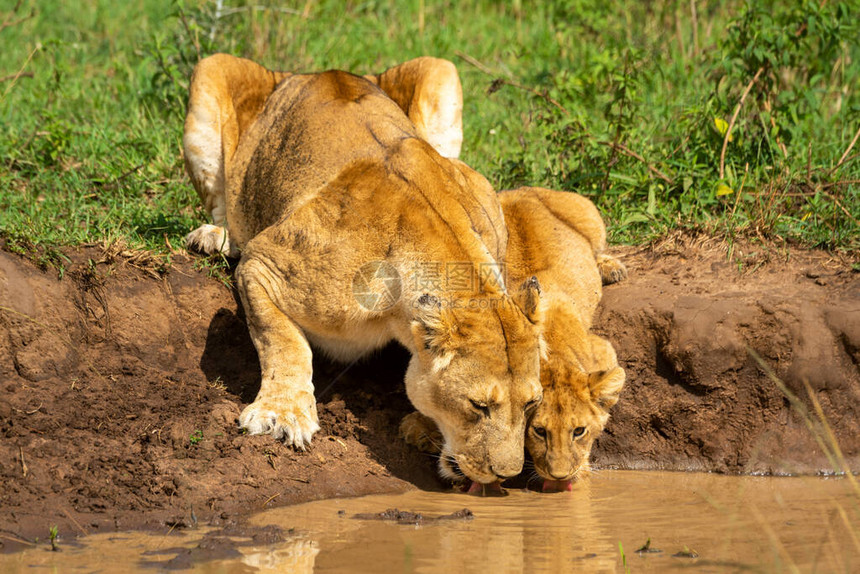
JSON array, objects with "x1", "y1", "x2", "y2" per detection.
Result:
[{"x1": 236, "y1": 260, "x2": 319, "y2": 449}]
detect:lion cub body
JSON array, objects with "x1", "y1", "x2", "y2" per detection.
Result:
[{"x1": 500, "y1": 188, "x2": 626, "y2": 489}]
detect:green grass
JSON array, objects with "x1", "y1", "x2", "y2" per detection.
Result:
[{"x1": 1, "y1": 0, "x2": 857, "y2": 260}]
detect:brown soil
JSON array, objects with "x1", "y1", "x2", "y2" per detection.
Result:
[
  {"x1": 1, "y1": 237, "x2": 858, "y2": 550},
  {"x1": 594, "y1": 234, "x2": 860, "y2": 475}
]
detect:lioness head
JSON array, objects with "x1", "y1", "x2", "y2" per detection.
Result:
[
  {"x1": 404, "y1": 278, "x2": 543, "y2": 485},
  {"x1": 525, "y1": 336, "x2": 625, "y2": 491}
]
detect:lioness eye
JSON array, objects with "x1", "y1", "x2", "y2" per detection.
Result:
[
  {"x1": 533, "y1": 426, "x2": 547, "y2": 438},
  {"x1": 469, "y1": 399, "x2": 490, "y2": 417},
  {"x1": 524, "y1": 395, "x2": 542, "y2": 413},
  {"x1": 573, "y1": 426, "x2": 586, "y2": 438}
]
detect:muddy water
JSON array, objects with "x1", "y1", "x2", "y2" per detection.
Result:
[{"x1": 3, "y1": 471, "x2": 857, "y2": 573}]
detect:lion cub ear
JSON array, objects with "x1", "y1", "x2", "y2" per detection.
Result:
[
  {"x1": 410, "y1": 294, "x2": 455, "y2": 355},
  {"x1": 588, "y1": 366, "x2": 625, "y2": 410},
  {"x1": 513, "y1": 276, "x2": 542, "y2": 324}
]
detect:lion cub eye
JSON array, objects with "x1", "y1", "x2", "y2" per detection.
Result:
[
  {"x1": 573, "y1": 426, "x2": 586, "y2": 438},
  {"x1": 532, "y1": 426, "x2": 547, "y2": 439},
  {"x1": 469, "y1": 399, "x2": 490, "y2": 417}
]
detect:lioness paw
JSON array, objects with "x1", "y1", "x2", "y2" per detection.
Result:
[
  {"x1": 239, "y1": 392, "x2": 320, "y2": 449},
  {"x1": 596, "y1": 254, "x2": 628, "y2": 285},
  {"x1": 399, "y1": 411, "x2": 443, "y2": 454},
  {"x1": 186, "y1": 224, "x2": 239, "y2": 257}
]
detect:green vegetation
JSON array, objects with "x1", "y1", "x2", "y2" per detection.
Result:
[
  {"x1": 189, "y1": 429, "x2": 204, "y2": 445},
  {"x1": 49, "y1": 524, "x2": 58, "y2": 551},
  {"x1": 1, "y1": 0, "x2": 857, "y2": 258},
  {"x1": 618, "y1": 541, "x2": 630, "y2": 573}
]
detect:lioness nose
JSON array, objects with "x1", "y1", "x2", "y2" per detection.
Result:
[{"x1": 490, "y1": 464, "x2": 520, "y2": 480}]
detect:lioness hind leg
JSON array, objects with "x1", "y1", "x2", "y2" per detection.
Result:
[
  {"x1": 399, "y1": 411, "x2": 443, "y2": 454},
  {"x1": 185, "y1": 223, "x2": 239, "y2": 257},
  {"x1": 236, "y1": 258, "x2": 320, "y2": 449},
  {"x1": 367, "y1": 57, "x2": 463, "y2": 159},
  {"x1": 183, "y1": 54, "x2": 288, "y2": 257},
  {"x1": 596, "y1": 253, "x2": 628, "y2": 285}
]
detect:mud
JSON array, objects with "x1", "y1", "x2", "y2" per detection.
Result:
[
  {"x1": 0, "y1": 236, "x2": 858, "y2": 550},
  {"x1": 351, "y1": 508, "x2": 474, "y2": 524},
  {"x1": 594, "y1": 235, "x2": 860, "y2": 475}
]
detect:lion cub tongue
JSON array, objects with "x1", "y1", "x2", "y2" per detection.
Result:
[
  {"x1": 466, "y1": 480, "x2": 505, "y2": 496},
  {"x1": 542, "y1": 479, "x2": 573, "y2": 492}
]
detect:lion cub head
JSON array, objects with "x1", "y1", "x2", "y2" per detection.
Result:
[
  {"x1": 404, "y1": 279, "x2": 544, "y2": 485},
  {"x1": 526, "y1": 322, "x2": 625, "y2": 492}
]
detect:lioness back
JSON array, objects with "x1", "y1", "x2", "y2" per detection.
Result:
[
  {"x1": 225, "y1": 71, "x2": 419, "y2": 246},
  {"x1": 184, "y1": 55, "x2": 466, "y2": 258}
]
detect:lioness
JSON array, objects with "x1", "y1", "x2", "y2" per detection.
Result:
[
  {"x1": 182, "y1": 54, "x2": 543, "y2": 485},
  {"x1": 401, "y1": 188, "x2": 626, "y2": 492}
]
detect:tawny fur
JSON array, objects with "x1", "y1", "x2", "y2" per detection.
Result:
[
  {"x1": 401, "y1": 188, "x2": 627, "y2": 484},
  {"x1": 500, "y1": 187, "x2": 626, "y2": 483},
  {"x1": 183, "y1": 54, "x2": 290, "y2": 256},
  {"x1": 184, "y1": 55, "x2": 463, "y2": 257},
  {"x1": 182, "y1": 54, "x2": 541, "y2": 484}
]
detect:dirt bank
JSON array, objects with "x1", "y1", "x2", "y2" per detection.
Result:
[
  {"x1": 1, "y1": 238, "x2": 858, "y2": 548},
  {"x1": 594, "y1": 235, "x2": 859, "y2": 475}
]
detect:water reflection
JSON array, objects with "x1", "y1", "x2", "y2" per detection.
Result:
[
  {"x1": 238, "y1": 482, "x2": 619, "y2": 573},
  {"x1": 426, "y1": 481, "x2": 618, "y2": 573},
  {"x1": 241, "y1": 537, "x2": 320, "y2": 572},
  {"x1": 1, "y1": 471, "x2": 856, "y2": 573},
  {"x1": 252, "y1": 471, "x2": 859, "y2": 574}
]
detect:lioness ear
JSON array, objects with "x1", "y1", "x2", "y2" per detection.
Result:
[
  {"x1": 588, "y1": 366, "x2": 625, "y2": 409},
  {"x1": 410, "y1": 294, "x2": 454, "y2": 354},
  {"x1": 513, "y1": 276, "x2": 542, "y2": 324}
]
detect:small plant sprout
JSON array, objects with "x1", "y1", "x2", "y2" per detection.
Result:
[
  {"x1": 618, "y1": 542, "x2": 630, "y2": 573},
  {"x1": 49, "y1": 525, "x2": 59, "y2": 552},
  {"x1": 209, "y1": 376, "x2": 227, "y2": 391},
  {"x1": 672, "y1": 546, "x2": 699, "y2": 559},
  {"x1": 636, "y1": 538, "x2": 662, "y2": 554},
  {"x1": 189, "y1": 430, "x2": 203, "y2": 445}
]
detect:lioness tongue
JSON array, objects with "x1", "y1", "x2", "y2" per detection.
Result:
[
  {"x1": 542, "y1": 479, "x2": 573, "y2": 492},
  {"x1": 467, "y1": 480, "x2": 504, "y2": 496}
]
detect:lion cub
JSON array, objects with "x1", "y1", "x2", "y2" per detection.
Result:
[
  {"x1": 501, "y1": 187, "x2": 626, "y2": 491},
  {"x1": 401, "y1": 187, "x2": 626, "y2": 491}
]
